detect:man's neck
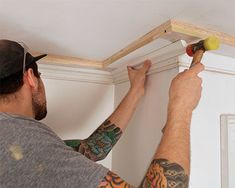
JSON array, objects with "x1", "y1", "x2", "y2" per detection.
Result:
[{"x1": 0, "y1": 101, "x2": 34, "y2": 119}]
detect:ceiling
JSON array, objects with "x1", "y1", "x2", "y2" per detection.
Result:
[{"x1": 1, "y1": 0, "x2": 235, "y2": 66}]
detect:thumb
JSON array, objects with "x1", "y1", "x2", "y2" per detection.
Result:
[
  {"x1": 127, "y1": 66, "x2": 136, "y2": 77},
  {"x1": 141, "y1": 60, "x2": 152, "y2": 73},
  {"x1": 127, "y1": 66, "x2": 136, "y2": 72},
  {"x1": 189, "y1": 63, "x2": 204, "y2": 75}
]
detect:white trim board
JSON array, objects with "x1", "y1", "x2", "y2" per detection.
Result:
[
  {"x1": 111, "y1": 40, "x2": 186, "y2": 84},
  {"x1": 221, "y1": 115, "x2": 235, "y2": 188},
  {"x1": 38, "y1": 40, "x2": 235, "y2": 84},
  {"x1": 111, "y1": 40, "x2": 235, "y2": 84},
  {"x1": 38, "y1": 64, "x2": 113, "y2": 85}
]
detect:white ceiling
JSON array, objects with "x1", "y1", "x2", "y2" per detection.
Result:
[{"x1": 1, "y1": 0, "x2": 235, "y2": 63}]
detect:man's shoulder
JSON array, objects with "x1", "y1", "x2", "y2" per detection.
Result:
[
  {"x1": 0, "y1": 112, "x2": 50, "y2": 129},
  {"x1": 0, "y1": 112, "x2": 61, "y2": 144}
]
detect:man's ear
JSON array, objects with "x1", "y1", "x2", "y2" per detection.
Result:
[{"x1": 24, "y1": 69, "x2": 39, "y2": 91}]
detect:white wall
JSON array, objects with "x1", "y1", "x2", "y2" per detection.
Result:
[
  {"x1": 112, "y1": 68, "x2": 178, "y2": 186},
  {"x1": 39, "y1": 69, "x2": 114, "y2": 169}
]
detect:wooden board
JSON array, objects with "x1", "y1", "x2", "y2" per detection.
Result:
[
  {"x1": 170, "y1": 19, "x2": 235, "y2": 47},
  {"x1": 102, "y1": 20, "x2": 172, "y2": 67},
  {"x1": 31, "y1": 19, "x2": 235, "y2": 69},
  {"x1": 30, "y1": 51, "x2": 103, "y2": 69},
  {"x1": 103, "y1": 19, "x2": 235, "y2": 67}
]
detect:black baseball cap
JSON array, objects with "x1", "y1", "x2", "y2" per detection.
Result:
[{"x1": 0, "y1": 39, "x2": 47, "y2": 79}]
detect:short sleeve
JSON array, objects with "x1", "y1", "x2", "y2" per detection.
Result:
[{"x1": 34, "y1": 136, "x2": 109, "y2": 188}]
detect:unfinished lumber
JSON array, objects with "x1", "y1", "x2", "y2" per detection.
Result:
[
  {"x1": 103, "y1": 19, "x2": 235, "y2": 67},
  {"x1": 30, "y1": 19, "x2": 235, "y2": 69},
  {"x1": 102, "y1": 20, "x2": 172, "y2": 67},
  {"x1": 170, "y1": 19, "x2": 235, "y2": 46},
  {"x1": 30, "y1": 51, "x2": 103, "y2": 69}
]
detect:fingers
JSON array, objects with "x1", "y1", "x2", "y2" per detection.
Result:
[
  {"x1": 127, "y1": 66, "x2": 134, "y2": 71},
  {"x1": 127, "y1": 66, "x2": 134, "y2": 79},
  {"x1": 127, "y1": 66, "x2": 137, "y2": 75},
  {"x1": 127, "y1": 60, "x2": 152, "y2": 73},
  {"x1": 140, "y1": 60, "x2": 152, "y2": 73},
  {"x1": 189, "y1": 63, "x2": 205, "y2": 75},
  {"x1": 143, "y1": 59, "x2": 152, "y2": 70}
]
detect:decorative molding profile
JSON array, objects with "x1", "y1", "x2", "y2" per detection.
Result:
[
  {"x1": 111, "y1": 40, "x2": 186, "y2": 84},
  {"x1": 38, "y1": 64, "x2": 113, "y2": 85},
  {"x1": 38, "y1": 39, "x2": 235, "y2": 85},
  {"x1": 111, "y1": 39, "x2": 235, "y2": 84},
  {"x1": 38, "y1": 40, "x2": 186, "y2": 85}
]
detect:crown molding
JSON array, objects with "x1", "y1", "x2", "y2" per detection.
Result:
[
  {"x1": 111, "y1": 40, "x2": 186, "y2": 84},
  {"x1": 111, "y1": 40, "x2": 235, "y2": 84},
  {"x1": 38, "y1": 64, "x2": 113, "y2": 85},
  {"x1": 38, "y1": 40, "x2": 235, "y2": 85}
]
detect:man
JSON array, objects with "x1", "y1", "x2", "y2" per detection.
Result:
[{"x1": 0, "y1": 39, "x2": 204, "y2": 187}]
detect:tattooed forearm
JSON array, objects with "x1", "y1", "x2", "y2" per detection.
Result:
[
  {"x1": 99, "y1": 171, "x2": 133, "y2": 188},
  {"x1": 64, "y1": 139, "x2": 81, "y2": 149},
  {"x1": 65, "y1": 120, "x2": 122, "y2": 161},
  {"x1": 141, "y1": 159, "x2": 188, "y2": 188}
]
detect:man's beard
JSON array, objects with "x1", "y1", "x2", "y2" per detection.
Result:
[{"x1": 32, "y1": 89, "x2": 47, "y2": 121}]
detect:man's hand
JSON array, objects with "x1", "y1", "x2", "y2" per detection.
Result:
[
  {"x1": 168, "y1": 63, "x2": 204, "y2": 116},
  {"x1": 127, "y1": 60, "x2": 151, "y2": 97}
]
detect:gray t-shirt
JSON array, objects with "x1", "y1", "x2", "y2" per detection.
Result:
[{"x1": 0, "y1": 113, "x2": 109, "y2": 188}]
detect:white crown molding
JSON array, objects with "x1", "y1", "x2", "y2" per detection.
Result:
[
  {"x1": 38, "y1": 40, "x2": 235, "y2": 85},
  {"x1": 111, "y1": 40, "x2": 235, "y2": 84},
  {"x1": 111, "y1": 40, "x2": 186, "y2": 84},
  {"x1": 38, "y1": 64, "x2": 113, "y2": 85}
]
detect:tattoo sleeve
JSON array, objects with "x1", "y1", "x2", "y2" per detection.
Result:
[
  {"x1": 64, "y1": 120, "x2": 122, "y2": 161},
  {"x1": 98, "y1": 171, "x2": 133, "y2": 188},
  {"x1": 141, "y1": 159, "x2": 189, "y2": 188}
]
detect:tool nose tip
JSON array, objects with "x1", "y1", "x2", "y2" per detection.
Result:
[{"x1": 204, "y1": 36, "x2": 220, "y2": 50}]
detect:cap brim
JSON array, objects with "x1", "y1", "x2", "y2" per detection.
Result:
[{"x1": 33, "y1": 54, "x2": 47, "y2": 62}]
